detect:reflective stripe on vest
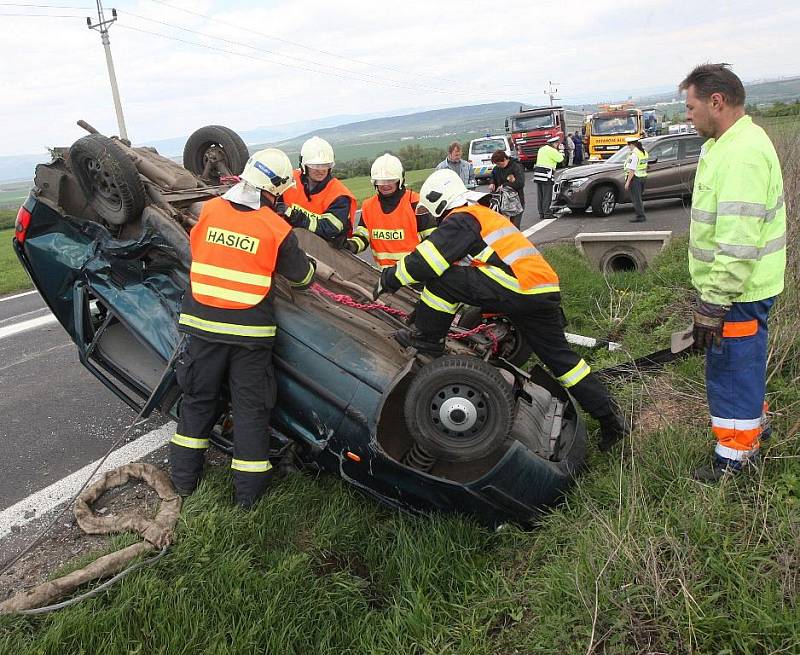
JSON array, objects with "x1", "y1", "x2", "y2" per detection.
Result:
[
  {"x1": 189, "y1": 197, "x2": 290, "y2": 310},
  {"x1": 457, "y1": 204, "x2": 560, "y2": 293},
  {"x1": 360, "y1": 190, "x2": 421, "y2": 268},
  {"x1": 281, "y1": 169, "x2": 357, "y2": 224}
]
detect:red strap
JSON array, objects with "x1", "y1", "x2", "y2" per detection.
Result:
[{"x1": 722, "y1": 319, "x2": 758, "y2": 338}]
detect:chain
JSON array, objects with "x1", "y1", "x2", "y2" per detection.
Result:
[{"x1": 310, "y1": 283, "x2": 499, "y2": 353}]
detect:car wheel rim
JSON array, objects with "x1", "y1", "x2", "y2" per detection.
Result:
[
  {"x1": 84, "y1": 158, "x2": 122, "y2": 210},
  {"x1": 602, "y1": 191, "x2": 615, "y2": 214},
  {"x1": 430, "y1": 384, "x2": 486, "y2": 435}
]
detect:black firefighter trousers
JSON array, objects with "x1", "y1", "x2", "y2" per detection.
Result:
[
  {"x1": 170, "y1": 335, "x2": 276, "y2": 505},
  {"x1": 414, "y1": 266, "x2": 614, "y2": 420}
]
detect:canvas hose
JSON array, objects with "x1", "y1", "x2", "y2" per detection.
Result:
[{"x1": 0, "y1": 463, "x2": 181, "y2": 615}]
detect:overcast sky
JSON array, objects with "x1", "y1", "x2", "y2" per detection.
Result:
[{"x1": 1, "y1": 0, "x2": 798, "y2": 155}]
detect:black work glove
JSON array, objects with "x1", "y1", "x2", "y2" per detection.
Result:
[
  {"x1": 373, "y1": 267, "x2": 401, "y2": 300},
  {"x1": 342, "y1": 239, "x2": 359, "y2": 254},
  {"x1": 692, "y1": 300, "x2": 729, "y2": 350},
  {"x1": 274, "y1": 201, "x2": 288, "y2": 216}
]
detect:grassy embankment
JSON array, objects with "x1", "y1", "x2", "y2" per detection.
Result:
[{"x1": 1, "y1": 124, "x2": 798, "y2": 652}]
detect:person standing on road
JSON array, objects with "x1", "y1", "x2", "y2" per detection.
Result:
[
  {"x1": 564, "y1": 133, "x2": 575, "y2": 167},
  {"x1": 572, "y1": 132, "x2": 584, "y2": 165},
  {"x1": 171, "y1": 149, "x2": 316, "y2": 509},
  {"x1": 373, "y1": 169, "x2": 629, "y2": 452},
  {"x1": 624, "y1": 137, "x2": 648, "y2": 223},
  {"x1": 488, "y1": 149, "x2": 526, "y2": 228},
  {"x1": 436, "y1": 142, "x2": 476, "y2": 188},
  {"x1": 533, "y1": 136, "x2": 563, "y2": 220},
  {"x1": 680, "y1": 63, "x2": 786, "y2": 482},
  {"x1": 344, "y1": 154, "x2": 435, "y2": 267},
  {"x1": 279, "y1": 136, "x2": 357, "y2": 248}
]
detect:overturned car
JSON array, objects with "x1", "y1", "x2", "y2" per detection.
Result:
[{"x1": 12, "y1": 122, "x2": 588, "y2": 527}]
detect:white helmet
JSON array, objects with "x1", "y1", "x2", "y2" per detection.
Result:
[
  {"x1": 416, "y1": 169, "x2": 468, "y2": 219},
  {"x1": 300, "y1": 136, "x2": 334, "y2": 172},
  {"x1": 240, "y1": 148, "x2": 295, "y2": 196},
  {"x1": 371, "y1": 153, "x2": 404, "y2": 187}
]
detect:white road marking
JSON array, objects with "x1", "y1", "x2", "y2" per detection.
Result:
[
  {"x1": 0, "y1": 343, "x2": 71, "y2": 374},
  {"x1": 0, "y1": 290, "x2": 38, "y2": 303},
  {"x1": 522, "y1": 218, "x2": 557, "y2": 237},
  {"x1": 0, "y1": 314, "x2": 57, "y2": 340},
  {"x1": 0, "y1": 422, "x2": 175, "y2": 540},
  {"x1": 0, "y1": 307, "x2": 50, "y2": 326}
]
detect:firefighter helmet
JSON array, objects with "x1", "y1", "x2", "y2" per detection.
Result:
[
  {"x1": 299, "y1": 136, "x2": 335, "y2": 172},
  {"x1": 370, "y1": 153, "x2": 404, "y2": 187},
  {"x1": 415, "y1": 169, "x2": 468, "y2": 219},
  {"x1": 240, "y1": 148, "x2": 295, "y2": 196}
]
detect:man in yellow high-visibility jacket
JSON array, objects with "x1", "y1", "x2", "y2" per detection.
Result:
[
  {"x1": 533, "y1": 136, "x2": 564, "y2": 220},
  {"x1": 680, "y1": 64, "x2": 786, "y2": 482}
]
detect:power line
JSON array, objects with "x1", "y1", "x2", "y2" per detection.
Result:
[
  {"x1": 114, "y1": 22, "x2": 513, "y2": 100},
  {"x1": 143, "y1": 0, "x2": 531, "y2": 92}
]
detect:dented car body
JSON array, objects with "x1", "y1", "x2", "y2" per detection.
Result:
[{"x1": 13, "y1": 126, "x2": 588, "y2": 527}]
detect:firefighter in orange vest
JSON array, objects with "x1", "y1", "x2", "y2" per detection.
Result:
[
  {"x1": 171, "y1": 148, "x2": 316, "y2": 509},
  {"x1": 344, "y1": 154, "x2": 437, "y2": 267},
  {"x1": 374, "y1": 169, "x2": 628, "y2": 452},
  {"x1": 279, "y1": 136, "x2": 356, "y2": 248}
]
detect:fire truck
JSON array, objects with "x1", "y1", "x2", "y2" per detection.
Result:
[{"x1": 504, "y1": 106, "x2": 586, "y2": 168}]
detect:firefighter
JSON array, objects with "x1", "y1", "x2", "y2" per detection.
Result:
[
  {"x1": 533, "y1": 136, "x2": 564, "y2": 220},
  {"x1": 679, "y1": 64, "x2": 786, "y2": 482},
  {"x1": 171, "y1": 148, "x2": 316, "y2": 509},
  {"x1": 344, "y1": 153, "x2": 436, "y2": 267},
  {"x1": 373, "y1": 169, "x2": 628, "y2": 452},
  {"x1": 624, "y1": 137, "x2": 648, "y2": 223},
  {"x1": 279, "y1": 136, "x2": 356, "y2": 248}
]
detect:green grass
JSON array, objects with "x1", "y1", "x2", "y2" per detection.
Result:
[
  {"x1": 342, "y1": 168, "x2": 434, "y2": 204},
  {"x1": 0, "y1": 227, "x2": 31, "y2": 295},
  {"x1": 0, "y1": 181, "x2": 32, "y2": 210},
  {"x1": 2, "y1": 233, "x2": 799, "y2": 653}
]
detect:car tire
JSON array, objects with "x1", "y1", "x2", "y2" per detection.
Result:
[
  {"x1": 457, "y1": 307, "x2": 533, "y2": 369},
  {"x1": 404, "y1": 355, "x2": 515, "y2": 463},
  {"x1": 590, "y1": 185, "x2": 617, "y2": 217},
  {"x1": 69, "y1": 134, "x2": 146, "y2": 226},
  {"x1": 183, "y1": 125, "x2": 250, "y2": 183}
]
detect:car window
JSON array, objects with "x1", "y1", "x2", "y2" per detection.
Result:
[
  {"x1": 471, "y1": 139, "x2": 507, "y2": 155},
  {"x1": 649, "y1": 141, "x2": 679, "y2": 162},
  {"x1": 681, "y1": 137, "x2": 706, "y2": 159}
]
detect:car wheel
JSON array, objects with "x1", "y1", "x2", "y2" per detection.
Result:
[
  {"x1": 591, "y1": 185, "x2": 617, "y2": 217},
  {"x1": 183, "y1": 125, "x2": 250, "y2": 183},
  {"x1": 457, "y1": 307, "x2": 533, "y2": 369},
  {"x1": 404, "y1": 355, "x2": 514, "y2": 463},
  {"x1": 69, "y1": 134, "x2": 146, "y2": 226}
]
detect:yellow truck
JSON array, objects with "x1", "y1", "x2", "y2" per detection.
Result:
[{"x1": 585, "y1": 104, "x2": 644, "y2": 161}]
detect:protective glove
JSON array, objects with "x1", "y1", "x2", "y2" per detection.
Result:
[
  {"x1": 342, "y1": 239, "x2": 359, "y2": 254},
  {"x1": 692, "y1": 300, "x2": 729, "y2": 350},
  {"x1": 372, "y1": 267, "x2": 401, "y2": 301},
  {"x1": 282, "y1": 204, "x2": 304, "y2": 227}
]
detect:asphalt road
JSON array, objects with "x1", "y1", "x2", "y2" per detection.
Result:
[{"x1": 0, "y1": 172, "x2": 690, "y2": 513}]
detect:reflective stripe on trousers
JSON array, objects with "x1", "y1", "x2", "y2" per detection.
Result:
[{"x1": 705, "y1": 298, "x2": 774, "y2": 461}]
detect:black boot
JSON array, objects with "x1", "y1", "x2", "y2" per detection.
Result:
[
  {"x1": 597, "y1": 407, "x2": 630, "y2": 452},
  {"x1": 394, "y1": 329, "x2": 445, "y2": 357}
]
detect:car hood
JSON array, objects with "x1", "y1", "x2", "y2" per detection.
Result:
[{"x1": 557, "y1": 162, "x2": 622, "y2": 180}]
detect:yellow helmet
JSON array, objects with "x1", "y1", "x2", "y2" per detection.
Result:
[
  {"x1": 416, "y1": 169, "x2": 468, "y2": 219},
  {"x1": 240, "y1": 148, "x2": 295, "y2": 196}
]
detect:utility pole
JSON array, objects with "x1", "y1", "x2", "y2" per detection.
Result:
[
  {"x1": 87, "y1": 1, "x2": 128, "y2": 141},
  {"x1": 544, "y1": 81, "x2": 560, "y2": 107}
]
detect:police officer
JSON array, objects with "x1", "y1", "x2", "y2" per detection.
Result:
[
  {"x1": 279, "y1": 136, "x2": 357, "y2": 248},
  {"x1": 171, "y1": 148, "x2": 316, "y2": 508},
  {"x1": 624, "y1": 137, "x2": 648, "y2": 223},
  {"x1": 344, "y1": 154, "x2": 436, "y2": 267},
  {"x1": 680, "y1": 64, "x2": 786, "y2": 481},
  {"x1": 533, "y1": 136, "x2": 564, "y2": 220},
  {"x1": 373, "y1": 169, "x2": 628, "y2": 452}
]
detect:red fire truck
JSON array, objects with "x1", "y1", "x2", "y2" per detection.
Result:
[{"x1": 504, "y1": 106, "x2": 586, "y2": 168}]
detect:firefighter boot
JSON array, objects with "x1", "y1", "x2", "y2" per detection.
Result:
[
  {"x1": 693, "y1": 452, "x2": 759, "y2": 483},
  {"x1": 394, "y1": 328, "x2": 445, "y2": 357}
]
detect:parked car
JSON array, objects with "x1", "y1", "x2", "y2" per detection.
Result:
[
  {"x1": 12, "y1": 122, "x2": 588, "y2": 527},
  {"x1": 551, "y1": 132, "x2": 706, "y2": 217},
  {"x1": 468, "y1": 135, "x2": 515, "y2": 183}
]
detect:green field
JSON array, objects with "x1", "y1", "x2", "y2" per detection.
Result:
[
  {"x1": 343, "y1": 168, "x2": 434, "y2": 203},
  {"x1": 0, "y1": 181, "x2": 31, "y2": 209},
  {"x1": 2, "y1": 235, "x2": 799, "y2": 653},
  {"x1": 0, "y1": 228, "x2": 30, "y2": 295}
]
